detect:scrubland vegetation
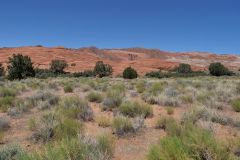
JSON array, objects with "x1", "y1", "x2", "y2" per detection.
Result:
[{"x1": 1, "y1": 54, "x2": 240, "y2": 159}]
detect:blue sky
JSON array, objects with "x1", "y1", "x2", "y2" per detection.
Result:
[{"x1": 0, "y1": 0, "x2": 239, "y2": 54}]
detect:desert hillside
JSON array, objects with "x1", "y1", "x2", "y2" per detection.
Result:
[{"x1": 0, "y1": 46, "x2": 239, "y2": 75}]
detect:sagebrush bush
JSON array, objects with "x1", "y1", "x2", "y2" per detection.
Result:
[
  {"x1": 87, "y1": 91, "x2": 103, "y2": 103},
  {"x1": 112, "y1": 116, "x2": 134, "y2": 136},
  {"x1": 59, "y1": 96, "x2": 93, "y2": 121},
  {"x1": 155, "y1": 116, "x2": 176, "y2": 131},
  {"x1": 119, "y1": 101, "x2": 153, "y2": 118},
  {"x1": 231, "y1": 98, "x2": 240, "y2": 112},
  {"x1": 0, "y1": 144, "x2": 22, "y2": 160}
]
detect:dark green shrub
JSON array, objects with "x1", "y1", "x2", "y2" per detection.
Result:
[
  {"x1": 209, "y1": 62, "x2": 233, "y2": 76},
  {"x1": 94, "y1": 61, "x2": 113, "y2": 78},
  {"x1": 73, "y1": 70, "x2": 96, "y2": 77},
  {"x1": 50, "y1": 59, "x2": 68, "y2": 74},
  {"x1": 0, "y1": 63, "x2": 5, "y2": 77},
  {"x1": 123, "y1": 67, "x2": 138, "y2": 79},
  {"x1": 7, "y1": 54, "x2": 35, "y2": 80},
  {"x1": 175, "y1": 63, "x2": 192, "y2": 73}
]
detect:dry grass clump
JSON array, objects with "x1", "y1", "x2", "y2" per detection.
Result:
[
  {"x1": 97, "y1": 115, "x2": 112, "y2": 127},
  {"x1": 86, "y1": 91, "x2": 103, "y2": 103},
  {"x1": 119, "y1": 100, "x2": 153, "y2": 118}
]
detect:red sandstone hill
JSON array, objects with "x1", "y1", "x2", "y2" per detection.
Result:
[{"x1": 0, "y1": 46, "x2": 239, "y2": 75}]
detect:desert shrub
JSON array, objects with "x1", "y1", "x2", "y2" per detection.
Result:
[
  {"x1": 155, "y1": 116, "x2": 176, "y2": 130},
  {"x1": 209, "y1": 62, "x2": 233, "y2": 76},
  {"x1": 34, "y1": 68, "x2": 56, "y2": 79},
  {"x1": 22, "y1": 134, "x2": 114, "y2": 160},
  {"x1": 0, "y1": 63, "x2": 5, "y2": 77},
  {"x1": 31, "y1": 113, "x2": 58, "y2": 143},
  {"x1": 123, "y1": 67, "x2": 138, "y2": 79},
  {"x1": 231, "y1": 98, "x2": 240, "y2": 112},
  {"x1": 0, "y1": 144, "x2": 22, "y2": 160},
  {"x1": 112, "y1": 116, "x2": 134, "y2": 136},
  {"x1": 148, "y1": 123, "x2": 233, "y2": 160},
  {"x1": 119, "y1": 101, "x2": 153, "y2": 118},
  {"x1": 0, "y1": 87, "x2": 17, "y2": 97},
  {"x1": 148, "y1": 82, "x2": 164, "y2": 96},
  {"x1": 73, "y1": 70, "x2": 96, "y2": 77},
  {"x1": 59, "y1": 96, "x2": 93, "y2": 121},
  {"x1": 63, "y1": 84, "x2": 73, "y2": 93},
  {"x1": 54, "y1": 118, "x2": 84, "y2": 140},
  {"x1": 0, "y1": 96, "x2": 15, "y2": 112},
  {"x1": 86, "y1": 91, "x2": 103, "y2": 103},
  {"x1": 136, "y1": 80, "x2": 146, "y2": 93},
  {"x1": 28, "y1": 117, "x2": 37, "y2": 131},
  {"x1": 50, "y1": 59, "x2": 68, "y2": 74},
  {"x1": 0, "y1": 117, "x2": 10, "y2": 131},
  {"x1": 7, "y1": 54, "x2": 35, "y2": 80},
  {"x1": 97, "y1": 115, "x2": 111, "y2": 127},
  {"x1": 7, "y1": 99, "x2": 33, "y2": 116},
  {"x1": 175, "y1": 63, "x2": 192, "y2": 73},
  {"x1": 94, "y1": 61, "x2": 113, "y2": 78},
  {"x1": 102, "y1": 84, "x2": 125, "y2": 110},
  {"x1": 166, "y1": 107, "x2": 174, "y2": 115}
]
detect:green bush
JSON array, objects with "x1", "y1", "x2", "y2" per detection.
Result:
[
  {"x1": 50, "y1": 59, "x2": 68, "y2": 74},
  {"x1": 175, "y1": 63, "x2": 192, "y2": 73},
  {"x1": 7, "y1": 54, "x2": 35, "y2": 80},
  {"x1": 123, "y1": 67, "x2": 138, "y2": 79},
  {"x1": 112, "y1": 116, "x2": 134, "y2": 136},
  {"x1": 119, "y1": 101, "x2": 153, "y2": 118},
  {"x1": 63, "y1": 84, "x2": 73, "y2": 93},
  {"x1": 231, "y1": 98, "x2": 240, "y2": 112},
  {"x1": 148, "y1": 123, "x2": 233, "y2": 160},
  {"x1": 73, "y1": 70, "x2": 96, "y2": 77},
  {"x1": 155, "y1": 116, "x2": 176, "y2": 130},
  {"x1": 94, "y1": 61, "x2": 113, "y2": 78},
  {"x1": 209, "y1": 62, "x2": 233, "y2": 76},
  {"x1": 86, "y1": 91, "x2": 103, "y2": 103},
  {"x1": 0, "y1": 63, "x2": 5, "y2": 77}
]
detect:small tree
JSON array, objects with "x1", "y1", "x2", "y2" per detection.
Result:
[
  {"x1": 0, "y1": 64, "x2": 4, "y2": 77},
  {"x1": 94, "y1": 61, "x2": 113, "y2": 78},
  {"x1": 123, "y1": 67, "x2": 138, "y2": 79},
  {"x1": 176, "y1": 63, "x2": 192, "y2": 73},
  {"x1": 7, "y1": 54, "x2": 35, "y2": 80},
  {"x1": 209, "y1": 62, "x2": 233, "y2": 76},
  {"x1": 50, "y1": 59, "x2": 68, "y2": 74}
]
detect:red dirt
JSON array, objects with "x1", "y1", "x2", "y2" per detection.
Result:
[{"x1": 0, "y1": 46, "x2": 239, "y2": 75}]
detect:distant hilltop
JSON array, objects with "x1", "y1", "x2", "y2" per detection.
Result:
[{"x1": 0, "y1": 46, "x2": 239, "y2": 75}]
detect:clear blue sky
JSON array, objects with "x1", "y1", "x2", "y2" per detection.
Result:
[{"x1": 0, "y1": 0, "x2": 239, "y2": 54}]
